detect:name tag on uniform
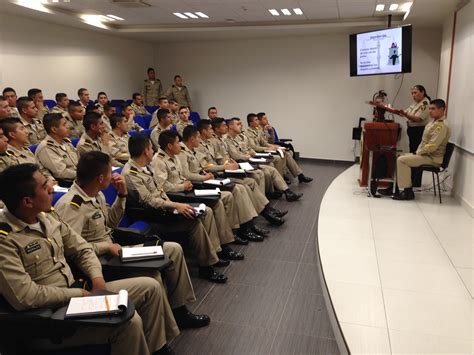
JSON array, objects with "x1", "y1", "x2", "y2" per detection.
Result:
[
  {"x1": 170, "y1": 166, "x2": 176, "y2": 171},
  {"x1": 63, "y1": 155, "x2": 67, "y2": 158},
  {"x1": 24, "y1": 241, "x2": 41, "y2": 254},
  {"x1": 92, "y1": 211, "x2": 102, "y2": 220}
]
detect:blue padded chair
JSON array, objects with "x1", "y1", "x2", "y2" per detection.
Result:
[
  {"x1": 145, "y1": 106, "x2": 158, "y2": 114},
  {"x1": 43, "y1": 100, "x2": 56, "y2": 110},
  {"x1": 52, "y1": 191, "x2": 66, "y2": 206},
  {"x1": 29, "y1": 144, "x2": 39, "y2": 154},
  {"x1": 110, "y1": 99, "x2": 125, "y2": 106},
  {"x1": 133, "y1": 114, "x2": 152, "y2": 129},
  {"x1": 129, "y1": 128, "x2": 152, "y2": 137},
  {"x1": 189, "y1": 111, "x2": 201, "y2": 125},
  {"x1": 71, "y1": 137, "x2": 80, "y2": 147}
]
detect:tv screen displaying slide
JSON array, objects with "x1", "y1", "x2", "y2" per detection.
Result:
[{"x1": 350, "y1": 26, "x2": 412, "y2": 76}]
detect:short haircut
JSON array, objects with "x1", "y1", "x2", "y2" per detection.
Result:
[
  {"x1": 168, "y1": 99, "x2": 177, "y2": 104},
  {"x1": 129, "y1": 133, "x2": 150, "y2": 158},
  {"x1": 247, "y1": 113, "x2": 257, "y2": 125},
  {"x1": 110, "y1": 113, "x2": 126, "y2": 129},
  {"x1": 16, "y1": 96, "x2": 32, "y2": 112},
  {"x1": 156, "y1": 108, "x2": 170, "y2": 122},
  {"x1": 158, "y1": 96, "x2": 168, "y2": 102},
  {"x1": 55, "y1": 93, "x2": 67, "y2": 102},
  {"x1": 43, "y1": 113, "x2": 64, "y2": 134},
  {"x1": 211, "y1": 117, "x2": 225, "y2": 130},
  {"x1": 78, "y1": 88, "x2": 88, "y2": 97},
  {"x1": 97, "y1": 91, "x2": 107, "y2": 98},
  {"x1": 103, "y1": 103, "x2": 115, "y2": 112},
  {"x1": 120, "y1": 102, "x2": 131, "y2": 112},
  {"x1": 0, "y1": 117, "x2": 22, "y2": 138},
  {"x1": 208, "y1": 106, "x2": 217, "y2": 113},
  {"x1": 257, "y1": 112, "x2": 266, "y2": 119},
  {"x1": 0, "y1": 163, "x2": 39, "y2": 211},
  {"x1": 83, "y1": 111, "x2": 102, "y2": 130},
  {"x1": 147, "y1": 67, "x2": 155, "y2": 74},
  {"x1": 76, "y1": 151, "x2": 111, "y2": 185},
  {"x1": 27, "y1": 88, "x2": 42, "y2": 100},
  {"x1": 132, "y1": 92, "x2": 141, "y2": 100},
  {"x1": 228, "y1": 117, "x2": 240, "y2": 125},
  {"x1": 68, "y1": 101, "x2": 82, "y2": 111},
  {"x1": 86, "y1": 103, "x2": 100, "y2": 113},
  {"x1": 178, "y1": 106, "x2": 188, "y2": 112},
  {"x1": 174, "y1": 75, "x2": 181, "y2": 80},
  {"x1": 430, "y1": 99, "x2": 446, "y2": 109},
  {"x1": 2, "y1": 87, "x2": 16, "y2": 95},
  {"x1": 182, "y1": 125, "x2": 199, "y2": 141},
  {"x1": 158, "y1": 130, "x2": 178, "y2": 151},
  {"x1": 197, "y1": 119, "x2": 211, "y2": 132}
]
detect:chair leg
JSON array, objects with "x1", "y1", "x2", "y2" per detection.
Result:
[
  {"x1": 436, "y1": 172, "x2": 442, "y2": 204},
  {"x1": 432, "y1": 172, "x2": 436, "y2": 196}
]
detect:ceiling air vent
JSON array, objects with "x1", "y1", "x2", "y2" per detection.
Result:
[{"x1": 111, "y1": 0, "x2": 151, "y2": 8}]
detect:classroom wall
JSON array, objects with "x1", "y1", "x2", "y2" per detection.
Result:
[
  {"x1": 156, "y1": 27, "x2": 442, "y2": 161},
  {"x1": 0, "y1": 13, "x2": 155, "y2": 101}
]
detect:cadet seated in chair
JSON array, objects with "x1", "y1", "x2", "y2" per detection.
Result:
[
  {"x1": 67, "y1": 101, "x2": 85, "y2": 138},
  {"x1": 109, "y1": 113, "x2": 131, "y2": 164},
  {"x1": 0, "y1": 163, "x2": 178, "y2": 355},
  {"x1": 121, "y1": 102, "x2": 144, "y2": 132},
  {"x1": 55, "y1": 151, "x2": 210, "y2": 331},
  {"x1": 122, "y1": 133, "x2": 229, "y2": 283},
  {"x1": 17, "y1": 95, "x2": 47, "y2": 145},
  {"x1": 131, "y1": 92, "x2": 150, "y2": 116}
]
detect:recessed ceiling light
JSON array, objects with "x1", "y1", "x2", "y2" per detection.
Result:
[
  {"x1": 14, "y1": 0, "x2": 52, "y2": 13},
  {"x1": 375, "y1": 4, "x2": 385, "y2": 12},
  {"x1": 106, "y1": 14, "x2": 124, "y2": 21},
  {"x1": 80, "y1": 14, "x2": 109, "y2": 29},
  {"x1": 389, "y1": 4, "x2": 399, "y2": 11},
  {"x1": 269, "y1": 9, "x2": 279, "y2": 16},
  {"x1": 184, "y1": 12, "x2": 199, "y2": 19},
  {"x1": 195, "y1": 12, "x2": 209, "y2": 18},
  {"x1": 281, "y1": 8, "x2": 291, "y2": 16},
  {"x1": 400, "y1": 2, "x2": 413, "y2": 12},
  {"x1": 173, "y1": 12, "x2": 188, "y2": 19},
  {"x1": 293, "y1": 8, "x2": 303, "y2": 15}
]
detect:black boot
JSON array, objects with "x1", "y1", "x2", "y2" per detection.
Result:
[
  {"x1": 198, "y1": 266, "x2": 227, "y2": 283},
  {"x1": 267, "y1": 206, "x2": 288, "y2": 217},
  {"x1": 392, "y1": 188, "x2": 415, "y2": 201},
  {"x1": 266, "y1": 190, "x2": 283, "y2": 199},
  {"x1": 261, "y1": 207, "x2": 285, "y2": 226},
  {"x1": 218, "y1": 244, "x2": 245, "y2": 260},
  {"x1": 298, "y1": 174, "x2": 313, "y2": 183},
  {"x1": 173, "y1": 306, "x2": 210, "y2": 329},
  {"x1": 252, "y1": 224, "x2": 270, "y2": 236},
  {"x1": 284, "y1": 189, "x2": 303, "y2": 202},
  {"x1": 284, "y1": 175, "x2": 292, "y2": 184},
  {"x1": 232, "y1": 235, "x2": 249, "y2": 245}
]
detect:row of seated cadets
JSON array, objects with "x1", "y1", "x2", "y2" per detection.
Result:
[{"x1": 0, "y1": 161, "x2": 209, "y2": 355}]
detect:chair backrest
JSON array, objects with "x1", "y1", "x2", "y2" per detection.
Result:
[
  {"x1": 145, "y1": 105, "x2": 159, "y2": 114},
  {"x1": 29, "y1": 144, "x2": 39, "y2": 154},
  {"x1": 272, "y1": 127, "x2": 280, "y2": 142},
  {"x1": 189, "y1": 111, "x2": 201, "y2": 125},
  {"x1": 71, "y1": 137, "x2": 80, "y2": 147},
  {"x1": 442, "y1": 142, "x2": 455, "y2": 170},
  {"x1": 43, "y1": 99, "x2": 56, "y2": 110},
  {"x1": 134, "y1": 114, "x2": 152, "y2": 129},
  {"x1": 52, "y1": 191, "x2": 66, "y2": 207}
]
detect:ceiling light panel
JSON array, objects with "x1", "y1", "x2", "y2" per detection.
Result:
[
  {"x1": 173, "y1": 12, "x2": 188, "y2": 19},
  {"x1": 281, "y1": 8, "x2": 291, "y2": 16},
  {"x1": 293, "y1": 8, "x2": 303, "y2": 15},
  {"x1": 195, "y1": 12, "x2": 209, "y2": 19},
  {"x1": 269, "y1": 9, "x2": 280, "y2": 16},
  {"x1": 375, "y1": 4, "x2": 385, "y2": 12},
  {"x1": 183, "y1": 12, "x2": 199, "y2": 19},
  {"x1": 389, "y1": 4, "x2": 399, "y2": 11}
]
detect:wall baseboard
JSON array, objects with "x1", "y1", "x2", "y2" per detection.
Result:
[
  {"x1": 298, "y1": 157, "x2": 354, "y2": 167},
  {"x1": 448, "y1": 183, "x2": 474, "y2": 217}
]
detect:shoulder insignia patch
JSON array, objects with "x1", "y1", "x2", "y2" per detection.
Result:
[
  {"x1": 70, "y1": 194, "x2": 84, "y2": 209},
  {"x1": 129, "y1": 168, "x2": 139, "y2": 175},
  {"x1": 0, "y1": 222, "x2": 12, "y2": 236}
]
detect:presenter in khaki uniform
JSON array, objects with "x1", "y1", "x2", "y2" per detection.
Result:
[
  {"x1": 392, "y1": 99, "x2": 450, "y2": 200},
  {"x1": 143, "y1": 67, "x2": 163, "y2": 106},
  {"x1": 165, "y1": 75, "x2": 192, "y2": 110},
  {"x1": 152, "y1": 130, "x2": 252, "y2": 248},
  {"x1": 35, "y1": 114, "x2": 78, "y2": 185},
  {"x1": 17, "y1": 96, "x2": 47, "y2": 145},
  {"x1": 55, "y1": 151, "x2": 211, "y2": 331},
  {"x1": 0, "y1": 163, "x2": 184, "y2": 355},
  {"x1": 123, "y1": 134, "x2": 228, "y2": 283}
]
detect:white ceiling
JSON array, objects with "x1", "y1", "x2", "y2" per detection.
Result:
[{"x1": 0, "y1": 0, "x2": 464, "y2": 42}]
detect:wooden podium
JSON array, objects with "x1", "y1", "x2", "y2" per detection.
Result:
[{"x1": 359, "y1": 122, "x2": 399, "y2": 187}]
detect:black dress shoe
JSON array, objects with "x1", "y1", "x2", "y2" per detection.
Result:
[
  {"x1": 232, "y1": 235, "x2": 249, "y2": 245},
  {"x1": 268, "y1": 206, "x2": 288, "y2": 217},
  {"x1": 218, "y1": 249, "x2": 245, "y2": 260},
  {"x1": 392, "y1": 189, "x2": 415, "y2": 201},
  {"x1": 213, "y1": 259, "x2": 231, "y2": 267},
  {"x1": 298, "y1": 174, "x2": 313, "y2": 183},
  {"x1": 252, "y1": 225, "x2": 270, "y2": 236},
  {"x1": 154, "y1": 344, "x2": 175, "y2": 355},
  {"x1": 266, "y1": 191, "x2": 283, "y2": 199},
  {"x1": 284, "y1": 175, "x2": 292, "y2": 184},
  {"x1": 284, "y1": 189, "x2": 303, "y2": 202},
  {"x1": 378, "y1": 188, "x2": 394, "y2": 196},
  {"x1": 173, "y1": 307, "x2": 210, "y2": 329},
  {"x1": 243, "y1": 231, "x2": 264, "y2": 242},
  {"x1": 261, "y1": 209, "x2": 285, "y2": 226},
  {"x1": 198, "y1": 266, "x2": 227, "y2": 283}
]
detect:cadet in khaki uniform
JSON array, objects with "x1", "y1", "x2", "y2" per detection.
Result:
[
  {"x1": 150, "y1": 97, "x2": 170, "y2": 129},
  {"x1": 143, "y1": 67, "x2": 163, "y2": 106},
  {"x1": 101, "y1": 103, "x2": 116, "y2": 133},
  {"x1": 55, "y1": 151, "x2": 210, "y2": 330},
  {"x1": 2, "y1": 87, "x2": 20, "y2": 118},
  {"x1": 176, "y1": 106, "x2": 193, "y2": 137},
  {"x1": 198, "y1": 119, "x2": 286, "y2": 226},
  {"x1": 0, "y1": 127, "x2": 12, "y2": 174},
  {"x1": 109, "y1": 113, "x2": 131, "y2": 164},
  {"x1": 96, "y1": 92, "x2": 108, "y2": 114},
  {"x1": 35, "y1": 114, "x2": 78, "y2": 184},
  {"x1": 131, "y1": 92, "x2": 150, "y2": 116},
  {"x1": 27, "y1": 88, "x2": 49, "y2": 121},
  {"x1": 77, "y1": 112, "x2": 123, "y2": 167},
  {"x1": 165, "y1": 75, "x2": 192, "y2": 110},
  {"x1": 17, "y1": 96, "x2": 47, "y2": 145},
  {"x1": 123, "y1": 134, "x2": 228, "y2": 283},
  {"x1": 66, "y1": 101, "x2": 85, "y2": 138},
  {"x1": 150, "y1": 108, "x2": 174, "y2": 151},
  {"x1": 392, "y1": 99, "x2": 451, "y2": 201},
  {"x1": 0, "y1": 164, "x2": 179, "y2": 355},
  {"x1": 226, "y1": 118, "x2": 303, "y2": 201},
  {"x1": 51, "y1": 92, "x2": 71, "y2": 121},
  {"x1": 78, "y1": 88, "x2": 90, "y2": 111},
  {"x1": 152, "y1": 130, "x2": 248, "y2": 251},
  {"x1": 121, "y1": 102, "x2": 144, "y2": 132}
]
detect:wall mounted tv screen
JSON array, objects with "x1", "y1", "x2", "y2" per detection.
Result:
[{"x1": 350, "y1": 25, "x2": 412, "y2": 76}]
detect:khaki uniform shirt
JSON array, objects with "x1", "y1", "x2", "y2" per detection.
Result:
[
  {"x1": 150, "y1": 124, "x2": 171, "y2": 151},
  {"x1": 109, "y1": 131, "x2": 130, "y2": 163},
  {"x1": 4, "y1": 144, "x2": 51, "y2": 178},
  {"x1": 165, "y1": 85, "x2": 192, "y2": 109},
  {"x1": 151, "y1": 149, "x2": 187, "y2": 192},
  {"x1": 0, "y1": 150, "x2": 16, "y2": 173},
  {"x1": 55, "y1": 183, "x2": 126, "y2": 257},
  {"x1": 143, "y1": 79, "x2": 163, "y2": 106},
  {"x1": 196, "y1": 138, "x2": 227, "y2": 172},
  {"x1": 416, "y1": 117, "x2": 451, "y2": 164},
  {"x1": 35, "y1": 135, "x2": 78, "y2": 180},
  {"x1": 0, "y1": 208, "x2": 102, "y2": 311},
  {"x1": 130, "y1": 103, "x2": 149, "y2": 116},
  {"x1": 77, "y1": 132, "x2": 123, "y2": 167},
  {"x1": 9, "y1": 107, "x2": 20, "y2": 118},
  {"x1": 51, "y1": 105, "x2": 72, "y2": 122},
  {"x1": 225, "y1": 133, "x2": 255, "y2": 161},
  {"x1": 175, "y1": 119, "x2": 193, "y2": 137},
  {"x1": 122, "y1": 159, "x2": 175, "y2": 210},
  {"x1": 244, "y1": 127, "x2": 270, "y2": 152},
  {"x1": 405, "y1": 98, "x2": 430, "y2": 128},
  {"x1": 127, "y1": 116, "x2": 143, "y2": 132},
  {"x1": 20, "y1": 116, "x2": 47, "y2": 145},
  {"x1": 101, "y1": 115, "x2": 112, "y2": 132},
  {"x1": 178, "y1": 143, "x2": 207, "y2": 181},
  {"x1": 35, "y1": 105, "x2": 49, "y2": 121},
  {"x1": 170, "y1": 112, "x2": 179, "y2": 126}
]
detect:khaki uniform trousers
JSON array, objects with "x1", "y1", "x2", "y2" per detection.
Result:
[
  {"x1": 247, "y1": 169, "x2": 266, "y2": 194},
  {"x1": 397, "y1": 154, "x2": 440, "y2": 189},
  {"x1": 271, "y1": 155, "x2": 286, "y2": 177},
  {"x1": 285, "y1": 150, "x2": 303, "y2": 177},
  {"x1": 33, "y1": 277, "x2": 179, "y2": 355},
  {"x1": 260, "y1": 164, "x2": 288, "y2": 192},
  {"x1": 231, "y1": 184, "x2": 258, "y2": 225},
  {"x1": 212, "y1": 193, "x2": 237, "y2": 245},
  {"x1": 231, "y1": 177, "x2": 269, "y2": 213}
]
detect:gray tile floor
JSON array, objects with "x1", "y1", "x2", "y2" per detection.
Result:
[{"x1": 171, "y1": 161, "x2": 350, "y2": 355}]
